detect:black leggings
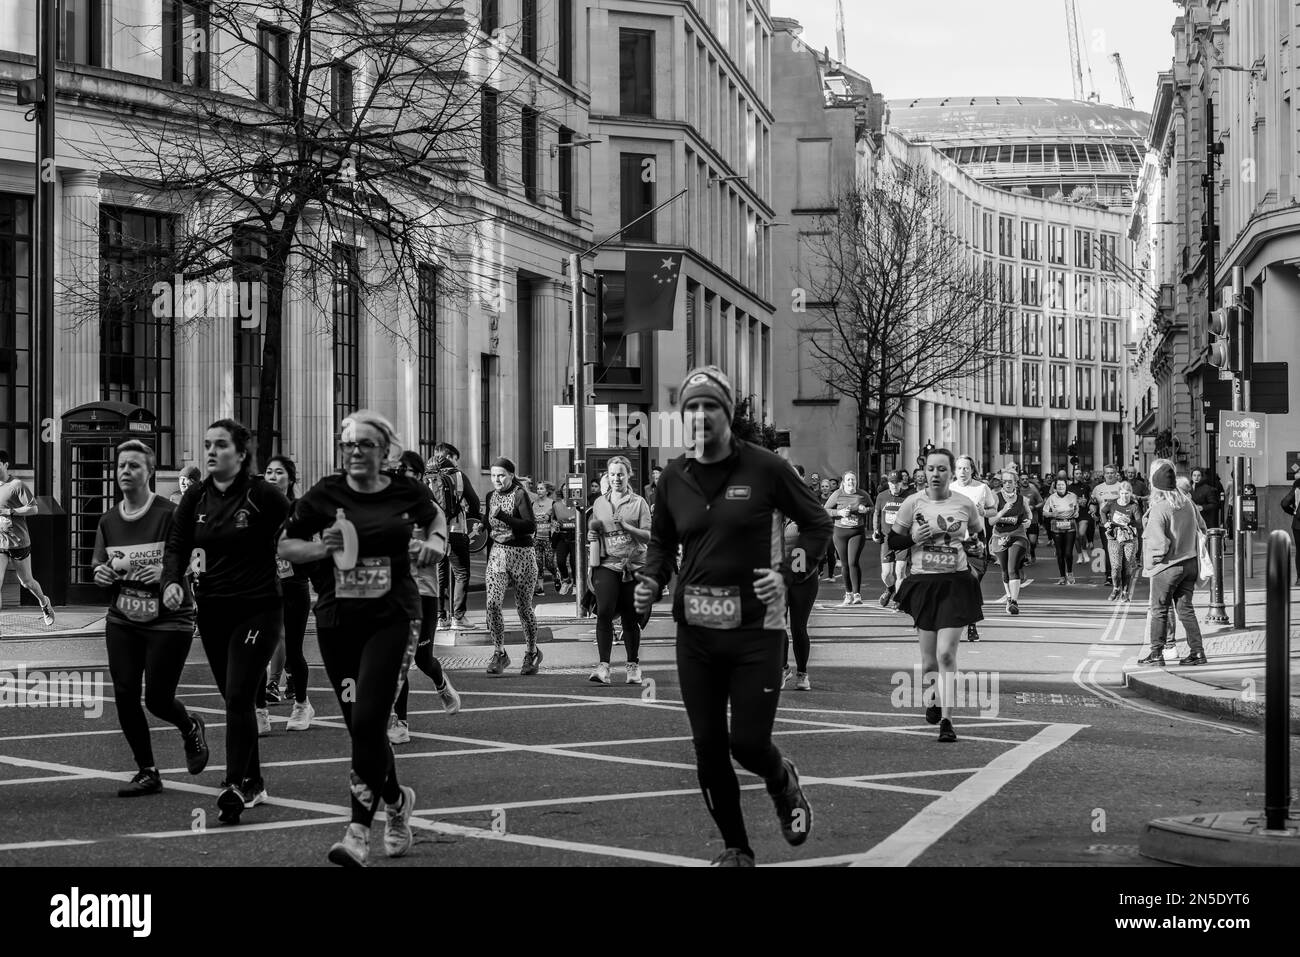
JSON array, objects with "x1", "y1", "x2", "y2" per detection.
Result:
[
  {"x1": 318, "y1": 617, "x2": 416, "y2": 827},
  {"x1": 784, "y1": 575, "x2": 817, "y2": 672},
  {"x1": 553, "y1": 533, "x2": 575, "y2": 582},
  {"x1": 996, "y1": 542, "x2": 1029, "y2": 583},
  {"x1": 1052, "y1": 529, "x2": 1076, "y2": 577},
  {"x1": 394, "y1": 596, "x2": 447, "y2": 721},
  {"x1": 197, "y1": 600, "x2": 282, "y2": 789},
  {"x1": 833, "y1": 527, "x2": 866, "y2": 593},
  {"x1": 106, "y1": 622, "x2": 195, "y2": 771},
  {"x1": 256, "y1": 580, "x2": 311, "y2": 707},
  {"x1": 676, "y1": 624, "x2": 788, "y2": 859},
  {"x1": 594, "y1": 566, "x2": 641, "y2": 664}
]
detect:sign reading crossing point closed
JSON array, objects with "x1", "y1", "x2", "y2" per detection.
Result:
[{"x1": 1218, "y1": 411, "x2": 1264, "y2": 458}]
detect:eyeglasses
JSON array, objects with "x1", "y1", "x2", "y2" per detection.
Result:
[{"x1": 339, "y1": 440, "x2": 383, "y2": 454}]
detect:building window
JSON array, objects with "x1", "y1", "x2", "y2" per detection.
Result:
[
  {"x1": 1021, "y1": 311, "x2": 1042, "y2": 356},
  {"x1": 982, "y1": 212, "x2": 994, "y2": 252},
  {"x1": 232, "y1": 226, "x2": 277, "y2": 451},
  {"x1": 594, "y1": 271, "x2": 642, "y2": 385},
  {"x1": 1100, "y1": 277, "x2": 1121, "y2": 317},
  {"x1": 1049, "y1": 313, "x2": 1067, "y2": 358},
  {"x1": 685, "y1": 280, "x2": 698, "y2": 370},
  {"x1": 999, "y1": 315, "x2": 1016, "y2": 354},
  {"x1": 1075, "y1": 316, "x2": 1095, "y2": 360},
  {"x1": 1101, "y1": 367, "x2": 1119, "y2": 412},
  {"x1": 558, "y1": 0, "x2": 573, "y2": 82},
  {"x1": 1101, "y1": 319, "x2": 1119, "y2": 363},
  {"x1": 163, "y1": 0, "x2": 209, "y2": 87},
  {"x1": 1048, "y1": 224, "x2": 1067, "y2": 264},
  {"x1": 1046, "y1": 268, "x2": 1067, "y2": 310},
  {"x1": 1049, "y1": 362, "x2": 1069, "y2": 409},
  {"x1": 100, "y1": 207, "x2": 176, "y2": 467},
  {"x1": 0, "y1": 194, "x2": 33, "y2": 467},
  {"x1": 480, "y1": 0, "x2": 498, "y2": 36},
  {"x1": 1075, "y1": 274, "x2": 1094, "y2": 313},
  {"x1": 521, "y1": 0, "x2": 537, "y2": 61},
  {"x1": 1099, "y1": 233, "x2": 1118, "y2": 273},
  {"x1": 521, "y1": 107, "x2": 539, "y2": 202},
  {"x1": 998, "y1": 216, "x2": 1015, "y2": 257},
  {"x1": 558, "y1": 127, "x2": 575, "y2": 217},
  {"x1": 1021, "y1": 361, "x2": 1041, "y2": 408},
  {"x1": 331, "y1": 61, "x2": 354, "y2": 126},
  {"x1": 620, "y1": 154, "x2": 656, "y2": 242},
  {"x1": 998, "y1": 262, "x2": 1015, "y2": 303},
  {"x1": 1074, "y1": 229, "x2": 1094, "y2": 269},
  {"x1": 418, "y1": 265, "x2": 438, "y2": 460},
  {"x1": 332, "y1": 244, "x2": 360, "y2": 443},
  {"x1": 619, "y1": 29, "x2": 655, "y2": 117},
  {"x1": 257, "y1": 24, "x2": 291, "y2": 108},
  {"x1": 1021, "y1": 221, "x2": 1040, "y2": 261},
  {"x1": 1075, "y1": 366, "x2": 1095, "y2": 411},
  {"x1": 58, "y1": 0, "x2": 103, "y2": 66},
  {"x1": 1020, "y1": 266, "x2": 1041, "y2": 306},
  {"x1": 481, "y1": 87, "x2": 499, "y2": 186},
  {"x1": 999, "y1": 358, "x2": 1016, "y2": 406},
  {"x1": 479, "y1": 353, "x2": 496, "y2": 466},
  {"x1": 983, "y1": 358, "x2": 994, "y2": 404}
]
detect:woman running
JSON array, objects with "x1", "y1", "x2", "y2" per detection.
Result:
[
  {"x1": 482, "y1": 458, "x2": 542, "y2": 676},
  {"x1": 888, "y1": 449, "x2": 985, "y2": 743},
  {"x1": 96, "y1": 440, "x2": 209, "y2": 796},
  {"x1": 871, "y1": 470, "x2": 911, "y2": 608},
  {"x1": 390, "y1": 451, "x2": 460, "y2": 745},
  {"x1": 988, "y1": 469, "x2": 1032, "y2": 615},
  {"x1": 782, "y1": 512, "x2": 819, "y2": 691},
  {"x1": 550, "y1": 490, "x2": 578, "y2": 595},
  {"x1": 162, "y1": 419, "x2": 289, "y2": 825},
  {"x1": 1042, "y1": 477, "x2": 1080, "y2": 585},
  {"x1": 1101, "y1": 481, "x2": 1143, "y2": 602},
  {"x1": 531, "y1": 481, "x2": 562, "y2": 596},
  {"x1": 261, "y1": 455, "x2": 315, "y2": 731},
  {"x1": 817, "y1": 478, "x2": 838, "y2": 582},
  {"x1": 278, "y1": 411, "x2": 444, "y2": 866},
  {"x1": 587, "y1": 456, "x2": 651, "y2": 685},
  {"x1": 824, "y1": 471, "x2": 872, "y2": 606},
  {"x1": 950, "y1": 455, "x2": 996, "y2": 642}
]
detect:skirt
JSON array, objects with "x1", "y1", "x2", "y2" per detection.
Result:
[{"x1": 895, "y1": 571, "x2": 985, "y2": 632}]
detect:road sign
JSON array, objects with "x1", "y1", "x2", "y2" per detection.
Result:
[
  {"x1": 1218, "y1": 411, "x2": 1264, "y2": 458},
  {"x1": 1219, "y1": 368, "x2": 1235, "y2": 381}
]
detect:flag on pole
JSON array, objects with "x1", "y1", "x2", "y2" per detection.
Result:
[{"x1": 623, "y1": 251, "x2": 682, "y2": 333}]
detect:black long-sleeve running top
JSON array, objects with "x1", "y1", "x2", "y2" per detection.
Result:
[
  {"x1": 642, "y1": 439, "x2": 833, "y2": 631},
  {"x1": 162, "y1": 472, "x2": 291, "y2": 603}
]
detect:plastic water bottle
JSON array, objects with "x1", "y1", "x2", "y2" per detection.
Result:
[{"x1": 332, "y1": 508, "x2": 358, "y2": 571}]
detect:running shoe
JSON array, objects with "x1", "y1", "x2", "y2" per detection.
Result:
[
  {"x1": 795, "y1": 672, "x2": 811, "y2": 691},
  {"x1": 328, "y1": 823, "x2": 370, "y2": 868},
  {"x1": 436, "y1": 678, "x2": 461, "y2": 714},
  {"x1": 1178, "y1": 652, "x2": 1209, "y2": 666},
  {"x1": 888, "y1": 600, "x2": 901, "y2": 612},
  {"x1": 711, "y1": 848, "x2": 756, "y2": 867},
  {"x1": 1066, "y1": 573, "x2": 1076, "y2": 585},
  {"x1": 625, "y1": 663, "x2": 643, "y2": 686},
  {"x1": 485, "y1": 649, "x2": 511, "y2": 675},
  {"x1": 455, "y1": 616, "x2": 478, "y2": 631},
  {"x1": 938, "y1": 718, "x2": 957, "y2": 743},
  {"x1": 181, "y1": 713, "x2": 209, "y2": 775},
  {"x1": 1108, "y1": 589, "x2": 1120, "y2": 601},
  {"x1": 283, "y1": 675, "x2": 295, "y2": 701},
  {"x1": 387, "y1": 716, "x2": 410, "y2": 745},
  {"x1": 850, "y1": 593, "x2": 864, "y2": 605},
  {"x1": 264, "y1": 680, "x2": 282, "y2": 706},
  {"x1": 286, "y1": 699, "x2": 315, "y2": 731},
  {"x1": 117, "y1": 768, "x2": 162, "y2": 798},
  {"x1": 383, "y1": 785, "x2": 416, "y2": 858},
  {"x1": 588, "y1": 662, "x2": 611, "y2": 685},
  {"x1": 217, "y1": 783, "x2": 245, "y2": 825},
  {"x1": 534, "y1": 586, "x2": 545, "y2": 597},
  {"x1": 1121, "y1": 590, "x2": 1133, "y2": 602},
  {"x1": 241, "y1": 778, "x2": 268, "y2": 808},
  {"x1": 769, "y1": 758, "x2": 813, "y2": 847},
  {"x1": 436, "y1": 617, "x2": 451, "y2": 630},
  {"x1": 1006, "y1": 599, "x2": 1019, "y2": 616},
  {"x1": 520, "y1": 647, "x2": 543, "y2": 675},
  {"x1": 878, "y1": 586, "x2": 895, "y2": 607},
  {"x1": 839, "y1": 593, "x2": 853, "y2": 606},
  {"x1": 1137, "y1": 651, "x2": 1166, "y2": 666},
  {"x1": 780, "y1": 664, "x2": 793, "y2": 689},
  {"x1": 1104, "y1": 577, "x2": 1113, "y2": 588},
  {"x1": 925, "y1": 705, "x2": 942, "y2": 724},
  {"x1": 967, "y1": 624, "x2": 980, "y2": 642},
  {"x1": 40, "y1": 600, "x2": 55, "y2": 627},
  {"x1": 1055, "y1": 577, "x2": 1066, "y2": 585},
  {"x1": 255, "y1": 707, "x2": 271, "y2": 736}
]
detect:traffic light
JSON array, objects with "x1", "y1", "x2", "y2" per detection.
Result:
[
  {"x1": 1208, "y1": 305, "x2": 1239, "y2": 373},
  {"x1": 16, "y1": 77, "x2": 44, "y2": 105}
]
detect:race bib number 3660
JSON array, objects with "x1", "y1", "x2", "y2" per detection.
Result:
[
  {"x1": 683, "y1": 585, "x2": 742, "y2": 630},
  {"x1": 335, "y1": 557, "x2": 392, "y2": 599}
]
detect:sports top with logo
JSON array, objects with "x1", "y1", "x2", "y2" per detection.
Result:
[
  {"x1": 825, "y1": 488, "x2": 873, "y2": 529},
  {"x1": 0, "y1": 478, "x2": 34, "y2": 550},
  {"x1": 873, "y1": 490, "x2": 911, "y2": 537},
  {"x1": 590, "y1": 491, "x2": 652, "y2": 572},
  {"x1": 162, "y1": 472, "x2": 291, "y2": 603},
  {"x1": 94, "y1": 494, "x2": 195, "y2": 631},
  {"x1": 891, "y1": 493, "x2": 983, "y2": 575}
]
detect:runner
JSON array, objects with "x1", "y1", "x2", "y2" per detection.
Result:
[
  {"x1": 1020, "y1": 474, "x2": 1044, "y2": 563},
  {"x1": 278, "y1": 410, "x2": 444, "y2": 866},
  {"x1": 430, "y1": 443, "x2": 481, "y2": 631},
  {"x1": 1068, "y1": 469, "x2": 1094, "y2": 566},
  {"x1": 1101, "y1": 481, "x2": 1143, "y2": 602},
  {"x1": 587, "y1": 456, "x2": 651, "y2": 685},
  {"x1": 1041, "y1": 477, "x2": 1080, "y2": 585},
  {"x1": 887, "y1": 448, "x2": 985, "y2": 743},
  {"x1": 94, "y1": 439, "x2": 209, "y2": 796},
  {"x1": 781, "y1": 503, "x2": 819, "y2": 692},
  {"x1": 989, "y1": 468, "x2": 1032, "y2": 615},
  {"x1": 263, "y1": 455, "x2": 315, "y2": 731},
  {"x1": 823, "y1": 470, "x2": 872, "y2": 605},
  {"x1": 0, "y1": 450, "x2": 56, "y2": 627},
  {"x1": 482, "y1": 457, "x2": 542, "y2": 676},
  {"x1": 390, "y1": 451, "x2": 460, "y2": 745},
  {"x1": 162, "y1": 418, "x2": 289, "y2": 825},
  {"x1": 1090, "y1": 465, "x2": 1125, "y2": 587},
  {"x1": 871, "y1": 471, "x2": 911, "y2": 608},
  {"x1": 950, "y1": 455, "x2": 997, "y2": 641},
  {"x1": 551, "y1": 488, "x2": 578, "y2": 595},
  {"x1": 531, "y1": 481, "x2": 562, "y2": 596},
  {"x1": 634, "y1": 366, "x2": 831, "y2": 867}
]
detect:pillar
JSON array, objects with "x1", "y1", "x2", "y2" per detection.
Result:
[{"x1": 58, "y1": 170, "x2": 101, "y2": 412}]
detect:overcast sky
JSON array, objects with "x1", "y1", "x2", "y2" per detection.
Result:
[{"x1": 769, "y1": 0, "x2": 1178, "y2": 111}]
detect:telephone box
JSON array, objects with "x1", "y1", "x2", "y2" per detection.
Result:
[{"x1": 60, "y1": 401, "x2": 158, "y2": 603}]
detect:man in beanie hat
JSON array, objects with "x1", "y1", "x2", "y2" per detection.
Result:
[
  {"x1": 1140, "y1": 459, "x2": 1209, "y2": 666},
  {"x1": 634, "y1": 365, "x2": 832, "y2": 866}
]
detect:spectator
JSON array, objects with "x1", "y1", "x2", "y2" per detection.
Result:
[
  {"x1": 643, "y1": 465, "x2": 663, "y2": 510},
  {"x1": 1281, "y1": 476, "x2": 1300, "y2": 586},
  {"x1": 169, "y1": 465, "x2": 202, "y2": 506},
  {"x1": 1139, "y1": 460, "x2": 1209, "y2": 666},
  {"x1": 431, "y1": 442, "x2": 482, "y2": 631},
  {"x1": 1190, "y1": 468, "x2": 1222, "y2": 530}
]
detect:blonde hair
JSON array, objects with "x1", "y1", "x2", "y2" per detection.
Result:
[
  {"x1": 1118, "y1": 481, "x2": 1133, "y2": 496},
  {"x1": 341, "y1": 409, "x2": 400, "y2": 452},
  {"x1": 841, "y1": 470, "x2": 858, "y2": 486},
  {"x1": 606, "y1": 455, "x2": 633, "y2": 475}
]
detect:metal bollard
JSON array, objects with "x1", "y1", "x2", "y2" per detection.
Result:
[
  {"x1": 1264, "y1": 530, "x2": 1292, "y2": 831},
  {"x1": 1206, "y1": 528, "x2": 1228, "y2": 623}
]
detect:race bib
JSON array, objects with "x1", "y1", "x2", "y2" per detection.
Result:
[
  {"x1": 116, "y1": 585, "x2": 159, "y2": 623},
  {"x1": 883, "y1": 508, "x2": 899, "y2": 526},
  {"x1": 683, "y1": 585, "x2": 742, "y2": 630},
  {"x1": 536, "y1": 521, "x2": 553, "y2": 538},
  {"x1": 1112, "y1": 511, "x2": 1130, "y2": 527},
  {"x1": 919, "y1": 545, "x2": 959, "y2": 573},
  {"x1": 335, "y1": 557, "x2": 392, "y2": 599},
  {"x1": 607, "y1": 530, "x2": 632, "y2": 551},
  {"x1": 841, "y1": 512, "x2": 861, "y2": 527},
  {"x1": 276, "y1": 557, "x2": 295, "y2": 579},
  {"x1": 1051, "y1": 519, "x2": 1074, "y2": 533}
]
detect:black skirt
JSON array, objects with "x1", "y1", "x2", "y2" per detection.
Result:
[{"x1": 895, "y1": 571, "x2": 985, "y2": 632}]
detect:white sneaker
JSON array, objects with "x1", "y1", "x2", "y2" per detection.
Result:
[
  {"x1": 626, "y1": 663, "x2": 643, "y2": 685},
  {"x1": 328, "y1": 822, "x2": 370, "y2": 868},
  {"x1": 387, "y1": 715, "x2": 410, "y2": 745},
  {"x1": 840, "y1": 593, "x2": 853, "y2": 606},
  {"x1": 286, "y1": 699, "x2": 315, "y2": 731},
  {"x1": 255, "y1": 708, "x2": 271, "y2": 736},
  {"x1": 588, "y1": 662, "x2": 611, "y2": 685},
  {"x1": 795, "y1": 672, "x2": 811, "y2": 691},
  {"x1": 436, "y1": 678, "x2": 461, "y2": 715},
  {"x1": 383, "y1": 785, "x2": 416, "y2": 858},
  {"x1": 781, "y1": 665, "x2": 793, "y2": 689},
  {"x1": 453, "y1": 616, "x2": 477, "y2": 631},
  {"x1": 851, "y1": 593, "x2": 864, "y2": 605}
]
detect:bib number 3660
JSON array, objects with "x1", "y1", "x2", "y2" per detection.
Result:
[{"x1": 683, "y1": 585, "x2": 742, "y2": 630}]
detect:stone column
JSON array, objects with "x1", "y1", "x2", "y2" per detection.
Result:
[
  {"x1": 280, "y1": 248, "x2": 334, "y2": 483},
  {"x1": 57, "y1": 170, "x2": 101, "y2": 412},
  {"x1": 532, "y1": 280, "x2": 567, "y2": 483}
]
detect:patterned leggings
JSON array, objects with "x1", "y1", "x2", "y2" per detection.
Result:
[
  {"x1": 533, "y1": 537, "x2": 559, "y2": 587},
  {"x1": 1107, "y1": 537, "x2": 1139, "y2": 592},
  {"x1": 486, "y1": 545, "x2": 539, "y2": 652}
]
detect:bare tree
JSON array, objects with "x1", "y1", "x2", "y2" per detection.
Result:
[
  {"x1": 73, "y1": 0, "x2": 542, "y2": 461},
  {"x1": 795, "y1": 164, "x2": 1007, "y2": 474}
]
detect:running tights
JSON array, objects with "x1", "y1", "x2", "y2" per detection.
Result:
[
  {"x1": 1052, "y1": 530, "x2": 1076, "y2": 578},
  {"x1": 318, "y1": 618, "x2": 415, "y2": 827},
  {"x1": 485, "y1": 545, "x2": 538, "y2": 652},
  {"x1": 552, "y1": 533, "x2": 576, "y2": 583},
  {"x1": 593, "y1": 566, "x2": 641, "y2": 664},
  {"x1": 106, "y1": 622, "x2": 196, "y2": 770},
  {"x1": 394, "y1": 596, "x2": 447, "y2": 721},
  {"x1": 676, "y1": 624, "x2": 789, "y2": 859},
  {"x1": 1107, "y1": 538, "x2": 1139, "y2": 593},
  {"x1": 833, "y1": 527, "x2": 866, "y2": 594},
  {"x1": 784, "y1": 575, "x2": 818, "y2": 673},
  {"x1": 997, "y1": 542, "x2": 1029, "y2": 584},
  {"x1": 282, "y1": 581, "x2": 311, "y2": 703}
]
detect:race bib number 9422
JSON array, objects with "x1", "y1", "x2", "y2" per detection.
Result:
[
  {"x1": 919, "y1": 545, "x2": 959, "y2": 573},
  {"x1": 683, "y1": 585, "x2": 742, "y2": 630}
]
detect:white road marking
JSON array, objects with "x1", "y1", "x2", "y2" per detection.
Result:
[{"x1": 0, "y1": 839, "x2": 97, "y2": 852}]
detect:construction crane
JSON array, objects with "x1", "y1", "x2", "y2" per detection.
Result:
[
  {"x1": 835, "y1": 0, "x2": 846, "y2": 65},
  {"x1": 1111, "y1": 52, "x2": 1135, "y2": 108},
  {"x1": 1063, "y1": 0, "x2": 1101, "y2": 102}
]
